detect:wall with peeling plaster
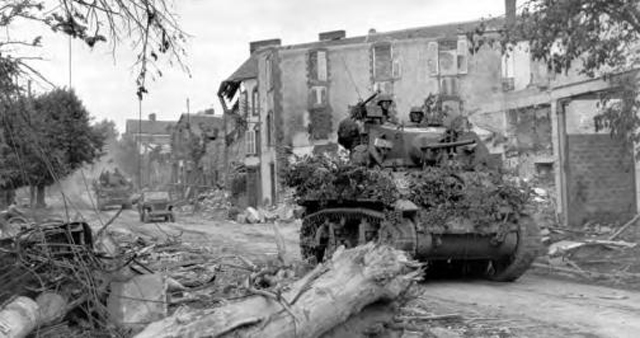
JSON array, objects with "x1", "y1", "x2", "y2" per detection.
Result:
[{"x1": 276, "y1": 35, "x2": 513, "y2": 158}]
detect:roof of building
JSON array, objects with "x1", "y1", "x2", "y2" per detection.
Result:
[
  {"x1": 226, "y1": 54, "x2": 258, "y2": 82},
  {"x1": 176, "y1": 113, "x2": 223, "y2": 140},
  {"x1": 217, "y1": 16, "x2": 505, "y2": 104},
  {"x1": 217, "y1": 54, "x2": 258, "y2": 100},
  {"x1": 125, "y1": 119, "x2": 176, "y2": 135},
  {"x1": 279, "y1": 17, "x2": 505, "y2": 51}
]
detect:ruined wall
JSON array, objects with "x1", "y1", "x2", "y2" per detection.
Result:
[
  {"x1": 566, "y1": 134, "x2": 636, "y2": 226},
  {"x1": 504, "y1": 105, "x2": 553, "y2": 181},
  {"x1": 564, "y1": 99, "x2": 637, "y2": 226}
]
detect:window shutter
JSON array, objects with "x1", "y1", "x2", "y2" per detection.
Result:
[
  {"x1": 427, "y1": 41, "x2": 439, "y2": 76},
  {"x1": 255, "y1": 128, "x2": 261, "y2": 154},
  {"x1": 239, "y1": 92, "x2": 248, "y2": 115},
  {"x1": 457, "y1": 37, "x2": 468, "y2": 74},
  {"x1": 252, "y1": 89, "x2": 259, "y2": 116},
  {"x1": 317, "y1": 50, "x2": 327, "y2": 81},
  {"x1": 392, "y1": 59, "x2": 402, "y2": 79}
]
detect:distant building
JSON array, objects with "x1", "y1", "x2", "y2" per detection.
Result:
[
  {"x1": 171, "y1": 110, "x2": 225, "y2": 195},
  {"x1": 123, "y1": 113, "x2": 176, "y2": 188},
  {"x1": 124, "y1": 113, "x2": 175, "y2": 154}
]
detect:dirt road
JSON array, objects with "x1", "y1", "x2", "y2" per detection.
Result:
[
  {"x1": 96, "y1": 209, "x2": 640, "y2": 338},
  {"x1": 417, "y1": 276, "x2": 640, "y2": 338}
]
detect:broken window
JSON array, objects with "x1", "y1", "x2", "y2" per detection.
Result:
[
  {"x1": 438, "y1": 40, "x2": 458, "y2": 76},
  {"x1": 308, "y1": 50, "x2": 328, "y2": 82},
  {"x1": 372, "y1": 43, "x2": 392, "y2": 80}
]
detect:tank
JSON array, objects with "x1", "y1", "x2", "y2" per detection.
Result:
[
  {"x1": 92, "y1": 169, "x2": 134, "y2": 211},
  {"x1": 291, "y1": 92, "x2": 542, "y2": 282}
]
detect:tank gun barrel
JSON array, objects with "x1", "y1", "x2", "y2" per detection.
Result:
[
  {"x1": 420, "y1": 138, "x2": 476, "y2": 150},
  {"x1": 358, "y1": 91, "x2": 379, "y2": 107}
]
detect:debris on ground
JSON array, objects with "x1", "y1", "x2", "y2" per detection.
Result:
[
  {"x1": 0, "y1": 205, "x2": 420, "y2": 338},
  {"x1": 533, "y1": 210, "x2": 640, "y2": 289},
  {"x1": 133, "y1": 242, "x2": 422, "y2": 338}
]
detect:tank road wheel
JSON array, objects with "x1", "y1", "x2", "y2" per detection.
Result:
[
  {"x1": 486, "y1": 215, "x2": 542, "y2": 282},
  {"x1": 300, "y1": 217, "x2": 323, "y2": 263},
  {"x1": 300, "y1": 208, "x2": 385, "y2": 264}
]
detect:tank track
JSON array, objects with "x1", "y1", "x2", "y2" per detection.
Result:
[
  {"x1": 300, "y1": 207, "x2": 385, "y2": 262},
  {"x1": 486, "y1": 215, "x2": 542, "y2": 282}
]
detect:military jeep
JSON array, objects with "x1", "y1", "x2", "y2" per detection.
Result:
[{"x1": 137, "y1": 191, "x2": 175, "y2": 223}]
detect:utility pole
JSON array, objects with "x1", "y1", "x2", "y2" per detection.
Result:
[
  {"x1": 68, "y1": 36, "x2": 72, "y2": 88},
  {"x1": 138, "y1": 98, "x2": 142, "y2": 191}
]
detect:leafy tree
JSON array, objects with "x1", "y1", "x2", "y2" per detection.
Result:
[
  {"x1": 93, "y1": 119, "x2": 119, "y2": 145},
  {"x1": 0, "y1": 88, "x2": 105, "y2": 207},
  {"x1": 495, "y1": 0, "x2": 640, "y2": 144}
]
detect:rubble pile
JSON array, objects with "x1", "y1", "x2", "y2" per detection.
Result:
[
  {"x1": 233, "y1": 204, "x2": 300, "y2": 224},
  {"x1": 0, "y1": 213, "x2": 302, "y2": 337},
  {"x1": 532, "y1": 203, "x2": 640, "y2": 287}
]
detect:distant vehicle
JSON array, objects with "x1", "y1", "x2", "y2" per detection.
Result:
[
  {"x1": 137, "y1": 191, "x2": 175, "y2": 223},
  {"x1": 93, "y1": 169, "x2": 134, "y2": 211}
]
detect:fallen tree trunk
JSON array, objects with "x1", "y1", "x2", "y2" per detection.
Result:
[{"x1": 135, "y1": 243, "x2": 422, "y2": 338}]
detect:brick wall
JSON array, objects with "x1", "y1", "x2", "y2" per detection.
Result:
[{"x1": 566, "y1": 134, "x2": 636, "y2": 227}]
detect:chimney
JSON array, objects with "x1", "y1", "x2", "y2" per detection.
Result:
[
  {"x1": 505, "y1": 0, "x2": 516, "y2": 29},
  {"x1": 249, "y1": 39, "x2": 282, "y2": 54},
  {"x1": 319, "y1": 30, "x2": 346, "y2": 41},
  {"x1": 148, "y1": 113, "x2": 156, "y2": 122}
]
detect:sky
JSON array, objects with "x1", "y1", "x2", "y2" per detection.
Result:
[{"x1": 8, "y1": 0, "x2": 507, "y2": 134}]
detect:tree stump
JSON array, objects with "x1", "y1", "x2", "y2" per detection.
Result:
[{"x1": 134, "y1": 243, "x2": 422, "y2": 338}]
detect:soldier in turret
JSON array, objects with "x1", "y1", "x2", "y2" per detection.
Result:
[
  {"x1": 376, "y1": 93, "x2": 398, "y2": 125},
  {"x1": 407, "y1": 106, "x2": 425, "y2": 127}
]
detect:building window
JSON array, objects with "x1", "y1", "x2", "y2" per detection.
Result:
[
  {"x1": 266, "y1": 110, "x2": 274, "y2": 147},
  {"x1": 245, "y1": 125, "x2": 260, "y2": 156},
  {"x1": 308, "y1": 49, "x2": 328, "y2": 82},
  {"x1": 372, "y1": 43, "x2": 392, "y2": 80},
  {"x1": 438, "y1": 40, "x2": 458, "y2": 76},
  {"x1": 308, "y1": 108, "x2": 332, "y2": 140},
  {"x1": 251, "y1": 88, "x2": 259, "y2": 116},
  {"x1": 440, "y1": 77, "x2": 459, "y2": 97},
  {"x1": 309, "y1": 86, "x2": 328, "y2": 107}
]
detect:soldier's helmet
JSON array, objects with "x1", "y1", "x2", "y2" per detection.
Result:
[{"x1": 409, "y1": 106, "x2": 424, "y2": 123}]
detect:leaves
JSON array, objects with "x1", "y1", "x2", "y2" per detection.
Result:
[
  {"x1": 0, "y1": 89, "x2": 105, "y2": 189},
  {"x1": 284, "y1": 154, "x2": 400, "y2": 206},
  {"x1": 408, "y1": 166, "x2": 531, "y2": 229}
]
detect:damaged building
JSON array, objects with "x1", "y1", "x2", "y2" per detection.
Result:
[{"x1": 219, "y1": 0, "x2": 640, "y2": 227}]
